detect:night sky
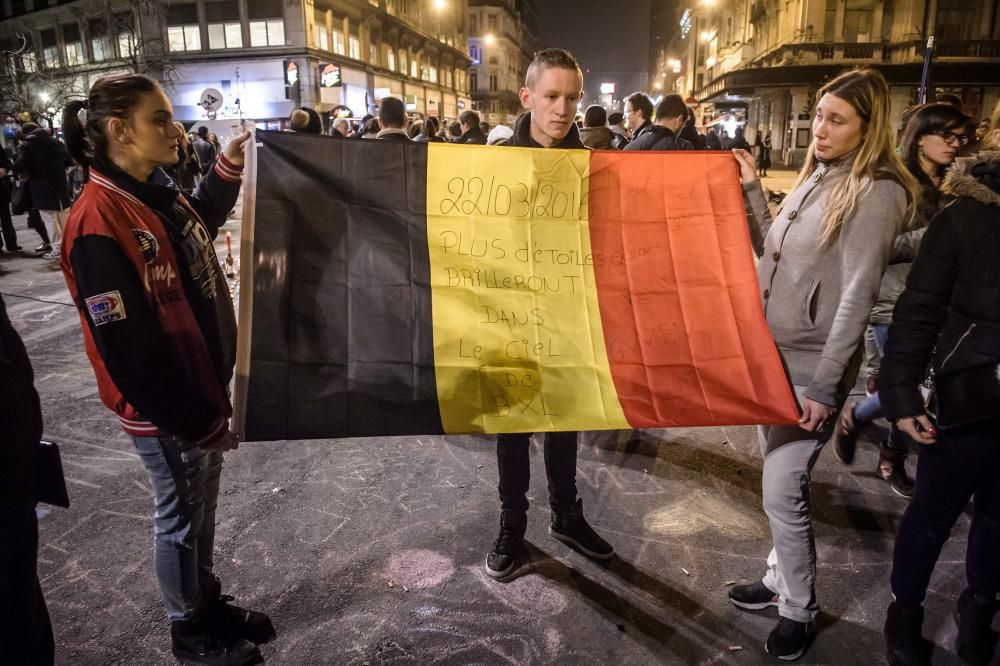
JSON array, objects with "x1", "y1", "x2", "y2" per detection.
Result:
[{"x1": 539, "y1": 0, "x2": 652, "y2": 75}]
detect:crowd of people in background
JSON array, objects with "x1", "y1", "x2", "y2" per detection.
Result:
[{"x1": 3, "y1": 46, "x2": 1000, "y2": 666}]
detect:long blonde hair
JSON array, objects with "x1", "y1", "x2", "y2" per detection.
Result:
[
  {"x1": 985, "y1": 98, "x2": 1000, "y2": 150},
  {"x1": 791, "y1": 68, "x2": 920, "y2": 246}
]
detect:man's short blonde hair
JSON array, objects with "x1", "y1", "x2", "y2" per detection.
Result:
[{"x1": 524, "y1": 48, "x2": 583, "y2": 89}]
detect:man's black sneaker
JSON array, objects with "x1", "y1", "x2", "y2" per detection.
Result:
[
  {"x1": 549, "y1": 498, "x2": 613, "y2": 561},
  {"x1": 764, "y1": 617, "x2": 814, "y2": 661},
  {"x1": 728, "y1": 581, "x2": 780, "y2": 611},
  {"x1": 34, "y1": 243, "x2": 51, "y2": 253},
  {"x1": 955, "y1": 588, "x2": 999, "y2": 665},
  {"x1": 877, "y1": 444, "x2": 915, "y2": 499},
  {"x1": 884, "y1": 601, "x2": 931, "y2": 666},
  {"x1": 171, "y1": 618, "x2": 263, "y2": 666},
  {"x1": 486, "y1": 509, "x2": 527, "y2": 578},
  {"x1": 205, "y1": 583, "x2": 277, "y2": 645}
]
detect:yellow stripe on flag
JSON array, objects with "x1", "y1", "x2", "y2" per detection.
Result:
[{"x1": 425, "y1": 143, "x2": 629, "y2": 433}]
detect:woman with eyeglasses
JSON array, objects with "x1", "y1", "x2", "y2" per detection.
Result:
[
  {"x1": 832, "y1": 103, "x2": 970, "y2": 498},
  {"x1": 879, "y1": 100, "x2": 1000, "y2": 666}
]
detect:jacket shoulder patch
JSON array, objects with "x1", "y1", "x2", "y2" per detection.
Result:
[
  {"x1": 131, "y1": 229, "x2": 159, "y2": 263},
  {"x1": 85, "y1": 290, "x2": 127, "y2": 326}
]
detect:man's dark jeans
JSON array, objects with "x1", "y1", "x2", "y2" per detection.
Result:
[
  {"x1": 891, "y1": 419, "x2": 1000, "y2": 605},
  {"x1": 496, "y1": 431, "x2": 579, "y2": 513},
  {"x1": 0, "y1": 502, "x2": 54, "y2": 665}
]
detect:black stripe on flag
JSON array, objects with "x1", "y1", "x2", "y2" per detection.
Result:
[{"x1": 244, "y1": 131, "x2": 444, "y2": 439}]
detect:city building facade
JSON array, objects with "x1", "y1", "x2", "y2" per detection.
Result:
[
  {"x1": 673, "y1": 0, "x2": 1000, "y2": 166},
  {"x1": 0, "y1": 0, "x2": 473, "y2": 133},
  {"x1": 466, "y1": 0, "x2": 537, "y2": 127}
]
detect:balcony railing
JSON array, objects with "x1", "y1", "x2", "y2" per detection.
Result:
[{"x1": 934, "y1": 40, "x2": 1000, "y2": 58}]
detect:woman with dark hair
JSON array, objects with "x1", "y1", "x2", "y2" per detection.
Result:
[
  {"x1": 59, "y1": 74, "x2": 273, "y2": 665},
  {"x1": 833, "y1": 103, "x2": 969, "y2": 498},
  {"x1": 415, "y1": 116, "x2": 446, "y2": 143},
  {"x1": 880, "y1": 100, "x2": 1000, "y2": 666}
]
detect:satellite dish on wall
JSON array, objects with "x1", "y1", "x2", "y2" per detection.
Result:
[{"x1": 199, "y1": 88, "x2": 224, "y2": 119}]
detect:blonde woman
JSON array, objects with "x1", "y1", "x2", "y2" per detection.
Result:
[{"x1": 728, "y1": 68, "x2": 920, "y2": 660}]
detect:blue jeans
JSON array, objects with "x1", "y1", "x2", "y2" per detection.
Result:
[
  {"x1": 854, "y1": 324, "x2": 909, "y2": 452},
  {"x1": 132, "y1": 434, "x2": 223, "y2": 621}
]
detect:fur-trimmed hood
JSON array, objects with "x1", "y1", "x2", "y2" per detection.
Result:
[{"x1": 941, "y1": 150, "x2": 1000, "y2": 207}]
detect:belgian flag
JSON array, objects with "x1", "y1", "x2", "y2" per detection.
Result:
[{"x1": 233, "y1": 131, "x2": 798, "y2": 441}]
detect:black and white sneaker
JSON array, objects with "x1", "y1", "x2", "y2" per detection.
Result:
[
  {"x1": 485, "y1": 510, "x2": 527, "y2": 579},
  {"x1": 728, "y1": 581, "x2": 779, "y2": 611},
  {"x1": 765, "y1": 617, "x2": 814, "y2": 661},
  {"x1": 171, "y1": 617, "x2": 263, "y2": 666},
  {"x1": 549, "y1": 499, "x2": 613, "y2": 561}
]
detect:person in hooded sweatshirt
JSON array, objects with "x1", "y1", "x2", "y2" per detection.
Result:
[
  {"x1": 579, "y1": 105, "x2": 617, "y2": 150},
  {"x1": 485, "y1": 48, "x2": 614, "y2": 580}
]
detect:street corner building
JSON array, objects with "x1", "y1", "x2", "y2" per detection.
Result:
[{"x1": 233, "y1": 131, "x2": 800, "y2": 441}]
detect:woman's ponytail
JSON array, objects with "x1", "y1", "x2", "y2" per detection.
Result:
[{"x1": 62, "y1": 99, "x2": 92, "y2": 173}]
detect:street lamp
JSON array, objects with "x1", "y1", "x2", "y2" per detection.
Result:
[
  {"x1": 433, "y1": 0, "x2": 445, "y2": 9},
  {"x1": 484, "y1": 33, "x2": 495, "y2": 45},
  {"x1": 39, "y1": 91, "x2": 50, "y2": 104}
]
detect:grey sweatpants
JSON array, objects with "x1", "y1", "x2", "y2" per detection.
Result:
[{"x1": 758, "y1": 386, "x2": 841, "y2": 623}]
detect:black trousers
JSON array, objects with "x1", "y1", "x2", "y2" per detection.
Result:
[
  {"x1": 0, "y1": 197, "x2": 17, "y2": 251},
  {"x1": 0, "y1": 502, "x2": 54, "y2": 665},
  {"x1": 496, "y1": 431, "x2": 579, "y2": 513},
  {"x1": 890, "y1": 418, "x2": 1000, "y2": 605},
  {"x1": 27, "y1": 209, "x2": 49, "y2": 245}
]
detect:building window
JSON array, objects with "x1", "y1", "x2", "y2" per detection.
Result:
[
  {"x1": 206, "y1": 1, "x2": 242, "y2": 49},
  {"x1": 166, "y1": 3, "x2": 199, "y2": 51},
  {"x1": 349, "y1": 35, "x2": 360, "y2": 59},
  {"x1": 470, "y1": 15, "x2": 478, "y2": 33},
  {"x1": 387, "y1": 0, "x2": 396, "y2": 16},
  {"x1": 488, "y1": 15, "x2": 497, "y2": 31},
  {"x1": 208, "y1": 22, "x2": 242, "y2": 49},
  {"x1": 387, "y1": 47, "x2": 396, "y2": 71},
  {"x1": 489, "y1": 74, "x2": 497, "y2": 91},
  {"x1": 40, "y1": 29, "x2": 59, "y2": 68},
  {"x1": 315, "y1": 25, "x2": 329, "y2": 51},
  {"x1": 89, "y1": 18, "x2": 111, "y2": 61},
  {"x1": 168, "y1": 25, "x2": 201, "y2": 51},
  {"x1": 332, "y1": 30, "x2": 345, "y2": 54},
  {"x1": 470, "y1": 70, "x2": 478, "y2": 89},
  {"x1": 470, "y1": 44, "x2": 480, "y2": 62},
  {"x1": 63, "y1": 24, "x2": 85, "y2": 65},
  {"x1": 249, "y1": 20, "x2": 284, "y2": 46},
  {"x1": 248, "y1": 0, "x2": 284, "y2": 46},
  {"x1": 370, "y1": 42, "x2": 378, "y2": 64},
  {"x1": 429, "y1": 66, "x2": 437, "y2": 83},
  {"x1": 937, "y1": 0, "x2": 975, "y2": 40},
  {"x1": 843, "y1": 0, "x2": 874, "y2": 43},
  {"x1": 410, "y1": 57, "x2": 417, "y2": 77}
]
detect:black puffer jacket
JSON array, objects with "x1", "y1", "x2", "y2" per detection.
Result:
[
  {"x1": 623, "y1": 125, "x2": 693, "y2": 152},
  {"x1": 13, "y1": 128, "x2": 72, "y2": 210},
  {"x1": 881, "y1": 151, "x2": 1000, "y2": 419}
]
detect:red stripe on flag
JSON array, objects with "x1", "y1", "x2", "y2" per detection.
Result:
[{"x1": 587, "y1": 151, "x2": 799, "y2": 427}]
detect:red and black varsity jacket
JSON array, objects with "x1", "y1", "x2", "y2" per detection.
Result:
[{"x1": 60, "y1": 154, "x2": 243, "y2": 444}]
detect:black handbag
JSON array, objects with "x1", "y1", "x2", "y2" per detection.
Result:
[
  {"x1": 35, "y1": 440, "x2": 70, "y2": 508},
  {"x1": 930, "y1": 360, "x2": 1000, "y2": 430},
  {"x1": 11, "y1": 178, "x2": 31, "y2": 215}
]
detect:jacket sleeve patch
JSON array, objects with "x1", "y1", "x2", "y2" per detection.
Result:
[{"x1": 85, "y1": 290, "x2": 127, "y2": 326}]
